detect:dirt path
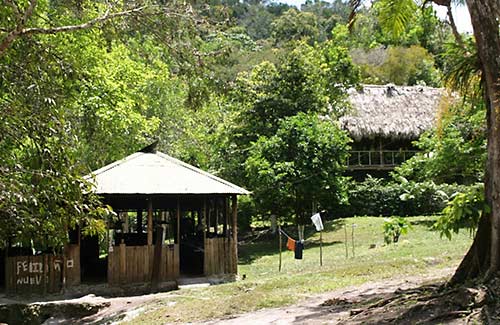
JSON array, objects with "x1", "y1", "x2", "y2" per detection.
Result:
[
  {"x1": 201, "y1": 267, "x2": 456, "y2": 325},
  {"x1": 7, "y1": 267, "x2": 459, "y2": 324}
]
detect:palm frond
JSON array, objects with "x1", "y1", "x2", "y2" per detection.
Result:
[
  {"x1": 441, "y1": 38, "x2": 482, "y2": 97},
  {"x1": 376, "y1": 0, "x2": 417, "y2": 38}
]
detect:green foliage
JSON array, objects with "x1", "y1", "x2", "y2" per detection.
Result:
[
  {"x1": 233, "y1": 40, "x2": 358, "y2": 142},
  {"x1": 394, "y1": 99, "x2": 486, "y2": 184},
  {"x1": 375, "y1": 0, "x2": 417, "y2": 39},
  {"x1": 245, "y1": 113, "x2": 351, "y2": 224},
  {"x1": 434, "y1": 184, "x2": 487, "y2": 239},
  {"x1": 353, "y1": 45, "x2": 441, "y2": 86},
  {"x1": 383, "y1": 217, "x2": 411, "y2": 244},
  {"x1": 441, "y1": 37, "x2": 481, "y2": 96},
  {"x1": 271, "y1": 8, "x2": 321, "y2": 45},
  {"x1": 0, "y1": 1, "x2": 226, "y2": 250},
  {"x1": 334, "y1": 177, "x2": 469, "y2": 217}
]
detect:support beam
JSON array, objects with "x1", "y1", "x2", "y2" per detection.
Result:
[
  {"x1": 231, "y1": 195, "x2": 238, "y2": 274},
  {"x1": 151, "y1": 225, "x2": 164, "y2": 291},
  {"x1": 176, "y1": 197, "x2": 181, "y2": 244},
  {"x1": 137, "y1": 209, "x2": 143, "y2": 233},
  {"x1": 147, "y1": 200, "x2": 153, "y2": 246},
  {"x1": 224, "y1": 197, "x2": 229, "y2": 237}
]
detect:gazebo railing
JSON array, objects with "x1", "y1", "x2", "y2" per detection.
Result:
[{"x1": 347, "y1": 150, "x2": 418, "y2": 170}]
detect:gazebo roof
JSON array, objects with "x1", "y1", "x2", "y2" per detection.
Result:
[{"x1": 86, "y1": 151, "x2": 250, "y2": 195}]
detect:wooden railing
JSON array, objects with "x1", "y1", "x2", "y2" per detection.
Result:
[{"x1": 347, "y1": 150, "x2": 418, "y2": 170}]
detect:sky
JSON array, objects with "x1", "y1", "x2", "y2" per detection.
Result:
[{"x1": 278, "y1": 0, "x2": 473, "y2": 33}]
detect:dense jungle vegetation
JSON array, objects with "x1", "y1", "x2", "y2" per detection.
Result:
[{"x1": 0, "y1": 0, "x2": 484, "y2": 250}]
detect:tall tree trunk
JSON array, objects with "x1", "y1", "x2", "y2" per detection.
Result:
[{"x1": 452, "y1": 0, "x2": 500, "y2": 283}]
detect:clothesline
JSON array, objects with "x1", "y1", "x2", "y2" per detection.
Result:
[{"x1": 278, "y1": 228, "x2": 307, "y2": 243}]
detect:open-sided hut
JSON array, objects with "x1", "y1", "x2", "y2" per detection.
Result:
[
  {"x1": 88, "y1": 145, "x2": 250, "y2": 286},
  {"x1": 4, "y1": 145, "x2": 249, "y2": 294},
  {"x1": 341, "y1": 84, "x2": 448, "y2": 173}
]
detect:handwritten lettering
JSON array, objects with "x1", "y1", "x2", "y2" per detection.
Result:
[
  {"x1": 16, "y1": 275, "x2": 42, "y2": 285},
  {"x1": 16, "y1": 261, "x2": 43, "y2": 275}
]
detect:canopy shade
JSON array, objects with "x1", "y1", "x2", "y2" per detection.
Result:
[{"x1": 86, "y1": 151, "x2": 250, "y2": 195}]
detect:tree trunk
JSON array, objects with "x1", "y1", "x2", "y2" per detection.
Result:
[
  {"x1": 270, "y1": 215, "x2": 277, "y2": 234},
  {"x1": 452, "y1": 0, "x2": 500, "y2": 283}
]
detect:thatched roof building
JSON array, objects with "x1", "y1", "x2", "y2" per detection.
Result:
[{"x1": 341, "y1": 84, "x2": 447, "y2": 141}]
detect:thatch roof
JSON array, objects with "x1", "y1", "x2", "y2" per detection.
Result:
[
  {"x1": 86, "y1": 151, "x2": 250, "y2": 195},
  {"x1": 340, "y1": 84, "x2": 447, "y2": 141}
]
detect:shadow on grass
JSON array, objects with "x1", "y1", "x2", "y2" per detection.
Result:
[
  {"x1": 409, "y1": 219, "x2": 437, "y2": 229},
  {"x1": 238, "y1": 219, "x2": 346, "y2": 265}
]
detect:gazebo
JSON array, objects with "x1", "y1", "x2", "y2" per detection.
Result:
[{"x1": 86, "y1": 145, "x2": 249, "y2": 286}]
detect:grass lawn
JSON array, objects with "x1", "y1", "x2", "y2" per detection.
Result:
[{"x1": 126, "y1": 216, "x2": 473, "y2": 324}]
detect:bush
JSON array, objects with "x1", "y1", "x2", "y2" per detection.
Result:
[
  {"x1": 433, "y1": 183, "x2": 486, "y2": 239},
  {"x1": 333, "y1": 177, "x2": 470, "y2": 217},
  {"x1": 383, "y1": 217, "x2": 411, "y2": 244}
]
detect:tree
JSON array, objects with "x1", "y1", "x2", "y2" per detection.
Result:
[
  {"x1": 350, "y1": 0, "x2": 500, "y2": 283},
  {"x1": 450, "y1": 0, "x2": 500, "y2": 283},
  {"x1": 271, "y1": 8, "x2": 320, "y2": 45},
  {"x1": 394, "y1": 98, "x2": 486, "y2": 184},
  {"x1": 353, "y1": 45, "x2": 441, "y2": 86},
  {"x1": 0, "y1": 0, "x2": 145, "y2": 56},
  {"x1": 245, "y1": 113, "x2": 351, "y2": 225},
  {"x1": 0, "y1": 0, "x2": 225, "y2": 251}
]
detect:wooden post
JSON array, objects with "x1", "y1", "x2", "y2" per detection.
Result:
[
  {"x1": 215, "y1": 198, "x2": 219, "y2": 235},
  {"x1": 320, "y1": 231, "x2": 323, "y2": 266},
  {"x1": 177, "y1": 197, "x2": 181, "y2": 245},
  {"x1": 123, "y1": 211, "x2": 129, "y2": 233},
  {"x1": 278, "y1": 225, "x2": 282, "y2": 272},
  {"x1": 344, "y1": 225, "x2": 348, "y2": 259},
  {"x1": 62, "y1": 221, "x2": 68, "y2": 292},
  {"x1": 207, "y1": 199, "x2": 211, "y2": 234},
  {"x1": 225, "y1": 197, "x2": 230, "y2": 273},
  {"x1": 151, "y1": 225, "x2": 164, "y2": 291},
  {"x1": 119, "y1": 242, "x2": 126, "y2": 284},
  {"x1": 352, "y1": 224, "x2": 356, "y2": 258},
  {"x1": 231, "y1": 195, "x2": 238, "y2": 274},
  {"x1": 147, "y1": 200, "x2": 153, "y2": 246},
  {"x1": 137, "y1": 209, "x2": 143, "y2": 233},
  {"x1": 223, "y1": 197, "x2": 228, "y2": 237},
  {"x1": 203, "y1": 198, "x2": 207, "y2": 274},
  {"x1": 379, "y1": 138, "x2": 383, "y2": 165}
]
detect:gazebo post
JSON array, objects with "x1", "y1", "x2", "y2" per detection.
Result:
[
  {"x1": 203, "y1": 197, "x2": 207, "y2": 275},
  {"x1": 147, "y1": 199, "x2": 153, "y2": 246},
  {"x1": 224, "y1": 196, "x2": 230, "y2": 273},
  {"x1": 176, "y1": 197, "x2": 181, "y2": 244},
  {"x1": 231, "y1": 195, "x2": 238, "y2": 274}
]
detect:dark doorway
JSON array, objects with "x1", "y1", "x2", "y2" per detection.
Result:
[
  {"x1": 80, "y1": 235, "x2": 107, "y2": 283},
  {"x1": 180, "y1": 210, "x2": 204, "y2": 275}
]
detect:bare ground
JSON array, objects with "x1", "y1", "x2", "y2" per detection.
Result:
[
  {"x1": 7, "y1": 267, "x2": 495, "y2": 324},
  {"x1": 200, "y1": 267, "x2": 491, "y2": 325}
]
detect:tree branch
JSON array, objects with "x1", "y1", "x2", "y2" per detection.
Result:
[
  {"x1": 0, "y1": 2, "x2": 145, "y2": 57},
  {"x1": 445, "y1": 3, "x2": 466, "y2": 50},
  {"x1": 20, "y1": 6, "x2": 145, "y2": 36}
]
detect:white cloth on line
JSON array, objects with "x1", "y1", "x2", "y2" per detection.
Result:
[{"x1": 311, "y1": 213, "x2": 324, "y2": 231}]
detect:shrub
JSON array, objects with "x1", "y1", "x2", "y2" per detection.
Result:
[
  {"x1": 383, "y1": 217, "x2": 411, "y2": 244},
  {"x1": 333, "y1": 177, "x2": 470, "y2": 217},
  {"x1": 433, "y1": 183, "x2": 487, "y2": 239}
]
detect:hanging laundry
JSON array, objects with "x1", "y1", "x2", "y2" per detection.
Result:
[
  {"x1": 287, "y1": 237, "x2": 296, "y2": 251},
  {"x1": 311, "y1": 213, "x2": 324, "y2": 231},
  {"x1": 295, "y1": 241, "x2": 304, "y2": 259}
]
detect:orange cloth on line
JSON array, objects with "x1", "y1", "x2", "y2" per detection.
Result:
[{"x1": 287, "y1": 237, "x2": 296, "y2": 251}]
